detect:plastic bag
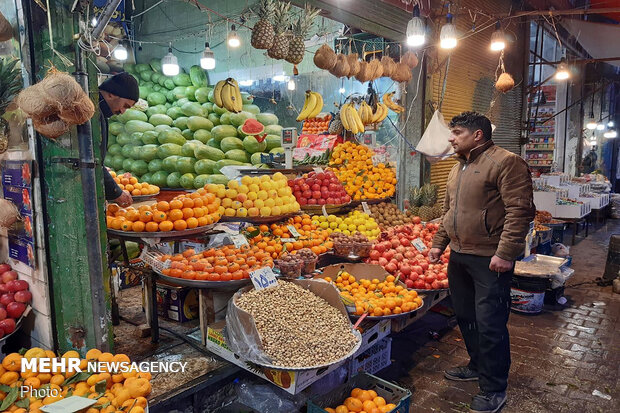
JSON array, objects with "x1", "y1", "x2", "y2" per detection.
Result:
[
  {"x1": 236, "y1": 380, "x2": 306, "y2": 413},
  {"x1": 552, "y1": 243, "x2": 570, "y2": 257},
  {"x1": 415, "y1": 110, "x2": 454, "y2": 162}
]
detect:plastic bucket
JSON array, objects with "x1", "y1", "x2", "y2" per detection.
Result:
[{"x1": 510, "y1": 275, "x2": 549, "y2": 314}]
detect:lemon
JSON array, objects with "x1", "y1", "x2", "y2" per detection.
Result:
[
  {"x1": 338, "y1": 223, "x2": 348, "y2": 231},
  {"x1": 320, "y1": 222, "x2": 329, "y2": 229},
  {"x1": 328, "y1": 215, "x2": 337, "y2": 222},
  {"x1": 330, "y1": 222, "x2": 338, "y2": 229},
  {"x1": 336, "y1": 217, "x2": 343, "y2": 224},
  {"x1": 358, "y1": 225, "x2": 367, "y2": 232},
  {"x1": 228, "y1": 180, "x2": 239, "y2": 189},
  {"x1": 343, "y1": 230, "x2": 351, "y2": 236},
  {"x1": 348, "y1": 224, "x2": 357, "y2": 232},
  {"x1": 271, "y1": 206, "x2": 282, "y2": 216}
]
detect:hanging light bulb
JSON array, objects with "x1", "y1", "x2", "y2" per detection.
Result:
[
  {"x1": 608, "y1": 121, "x2": 615, "y2": 128},
  {"x1": 339, "y1": 87, "x2": 345, "y2": 94},
  {"x1": 586, "y1": 118, "x2": 598, "y2": 130},
  {"x1": 604, "y1": 129, "x2": 617, "y2": 138},
  {"x1": 287, "y1": 78, "x2": 296, "y2": 90},
  {"x1": 91, "y1": 17, "x2": 98, "y2": 27},
  {"x1": 113, "y1": 43, "x2": 128, "y2": 61},
  {"x1": 440, "y1": 13, "x2": 457, "y2": 50},
  {"x1": 161, "y1": 44, "x2": 180, "y2": 76},
  {"x1": 555, "y1": 58, "x2": 570, "y2": 80},
  {"x1": 200, "y1": 42, "x2": 216, "y2": 70},
  {"x1": 406, "y1": 5, "x2": 425, "y2": 47},
  {"x1": 490, "y1": 21, "x2": 506, "y2": 51},
  {"x1": 228, "y1": 25, "x2": 240, "y2": 48},
  {"x1": 597, "y1": 123, "x2": 605, "y2": 131}
]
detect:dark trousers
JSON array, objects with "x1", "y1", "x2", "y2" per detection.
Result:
[{"x1": 448, "y1": 251, "x2": 512, "y2": 393}]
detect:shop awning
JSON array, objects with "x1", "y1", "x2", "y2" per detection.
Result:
[{"x1": 562, "y1": 19, "x2": 620, "y2": 68}]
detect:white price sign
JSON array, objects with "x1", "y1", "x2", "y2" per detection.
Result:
[
  {"x1": 361, "y1": 202, "x2": 371, "y2": 215},
  {"x1": 413, "y1": 238, "x2": 427, "y2": 252},
  {"x1": 250, "y1": 267, "x2": 278, "y2": 290},
  {"x1": 287, "y1": 225, "x2": 301, "y2": 238},
  {"x1": 280, "y1": 238, "x2": 296, "y2": 243},
  {"x1": 230, "y1": 234, "x2": 249, "y2": 248}
]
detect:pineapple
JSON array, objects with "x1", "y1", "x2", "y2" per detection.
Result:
[
  {"x1": 0, "y1": 58, "x2": 22, "y2": 154},
  {"x1": 286, "y1": 4, "x2": 320, "y2": 65},
  {"x1": 418, "y1": 184, "x2": 438, "y2": 222},
  {"x1": 267, "y1": 1, "x2": 292, "y2": 60},
  {"x1": 409, "y1": 187, "x2": 422, "y2": 208},
  {"x1": 251, "y1": 0, "x2": 275, "y2": 50},
  {"x1": 408, "y1": 206, "x2": 419, "y2": 218},
  {"x1": 432, "y1": 202, "x2": 443, "y2": 220},
  {"x1": 328, "y1": 112, "x2": 344, "y2": 135}
]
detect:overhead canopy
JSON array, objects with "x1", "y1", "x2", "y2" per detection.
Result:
[{"x1": 562, "y1": 19, "x2": 620, "y2": 68}]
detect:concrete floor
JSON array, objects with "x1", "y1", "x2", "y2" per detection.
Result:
[{"x1": 381, "y1": 220, "x2": 620, "y2": 412}]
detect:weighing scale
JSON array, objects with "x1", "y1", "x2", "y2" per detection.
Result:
[
  {"x1": 362, "y1": 131, "x2": 376, "y2": 146},
  {"x1": 281, "y1": 127, "x2": 298, "y2": 169}
]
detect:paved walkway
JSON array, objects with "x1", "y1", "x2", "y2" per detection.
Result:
[{"x1": 382, "y1": 220, "x2": 620, "y2": 412}]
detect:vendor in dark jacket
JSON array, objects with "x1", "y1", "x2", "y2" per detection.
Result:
[{"x1": 98, "y1": 73, "x2": 139, "y2": 207}]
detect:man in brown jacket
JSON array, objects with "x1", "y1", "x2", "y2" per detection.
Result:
[{"x1": 429, "y1": 112, "x2": 534, "y2": 413}]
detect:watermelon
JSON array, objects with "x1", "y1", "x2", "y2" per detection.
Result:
[
  {"x1": 128, "y1": 132, "x2": 144, "y2": 146},
  {"x1": 149, "y1": 114, "x2": 173, "y2": 126},
  {"x1": 193, "y1": 129, "x2": 212, "y2": 144},
  {"x1": 270, "y1": 147, "x2": 285, "y2": 154},
  {"x1": 140, "y1": 71, "x2": 153, "y2": 82},
  {"x1": 108, "y1": 133, "x2": 117, "y2": 146},
  {"x1": 122, "y1": 158, "x2": 134, "y2": 171},
  {"x1": 214, "y1": 159, "x2": 244, "y2": 174},
  {"x1": 230, "y1": 111, "x2": 256, "y2": 127},
  {"x1": 211, "y1": 125, "x2": 237, "y2": 141},
  {"x1": 202, "y1": 102, "x2": 214, "y2": 113},
  {"x1": 158, "y1": 130, "x2": 186, "y2": 146},
  {"x1": 176, "y1": 157, "x2": 197, "y2": 174},
  {"x1": 181, "y1": 102, "x2": 205, "y2": 117},
  {"x1": 212, "y1": 105, "x2": 227, "y2": 115},
  {"x1": 206, "y1": 138, "x2": 220, "y2": 149},
  {"x1": 148, "y1": 159, "x2": 164, "y2": 172},
  {"x1": 239, "y1": 118, "x2": 265, "y2": 138},
  {"x1": 103, "y1": 155, "x2": 114, "y2": 168},
  {"x1": 120, "y1": 108, "x2": 148, "y2": 123},
  {"x1": 194, "y1": 174, "x2": 210, "y2": 189},
  {"x1": 194, "y1": 159, "x2": 216, "y2": 175},
  {"x1": 109, "y1": 122, "x2": 124, "y2": 135},
  {"x1": 170, "y1": 127, "x2": 182, "y2": 134},
  {"x1": 190, "y1": 65, "x2": 208, "y2": 87},
  {"x1": 173, "y1": 117, "x2": 189, "y2": 130},
  {"x1": 194, "y1": 145, "x2": 225, "y2": 161},
  {"x1": 141, "y1": 173, "x2": 153, "y2": 184},
  {"x1": 265, "y1": 135, "x2": 281, "y2": 151},
  {"x1": 207, "y1": 113, "x2": 220, "y2": 126},
  {"x1": 187, "y1": 116, "x2": 214, "y2": 132},
  {"x1": 140, "y1": 145, "x2": 159, "y2": 162},
  {"x1": 172, "y1": 86, "x2": 187, "y2": 100},
  {"x1": 129, "y1": 146, "x2": 143, "y2": 160},
  {"x1": 166, "y1": 90, "x2": 176, "y2": 103},
  {"x1": 182, "y1": 141, "x2": 204, "y2": 157},
  {"x1": 225, "y1": 149, "x2": 250, "y2": 163},
  {"x1": 167, "y1": 106, "x2": 185, "y2": 120},
  {"x1": 220, "y1": 137, "x2": 244, "y2": 152},
  {"x1": 185, "y1": 86, "x2": 198, "y2": 101},
  {"x1": 242, "y1": 104, "x2": 260, "y2": 115},
  {"x1": 251, "y1": 152, "x2": 268, "y2": 165},
  {"x1": 164, "y1": 79, "x2": 176, "y2": 90},
  {"x1": 174, "y1": 98, "x2": 189, "y2": 108},
  {"x1": 111, "y1": 155, "x2": 125, "y2": 170},
  {"x1": 162, "y1": 156, "x2": 180, "y2": 172},
  {"x1": 172, "y1": 73, "x2": 192, "y2": 87},
  {"x1": 256, "y1": 113, "x2": 279, "y2": 126},
  {"x1": 125, "y1": 63, "x2": 136, "y2": 72},
  {"x1": 147, "y1": 92, "x2": 167, "y2": 106},
  {"x1": 154, "y1": 124, "x2": 171, "y2": 133},
  {"x1": 151, "y1": 73, "x2": 163, "y2": 84},
  {"x1": 149, "y1": 58, "x2": 162, "y2": 72},
  {"x1": 125, "y1": 120, "x2": 155, "y2": 135},
  {"x1": 158, "y1": 143, "x2": 183, "y2": 159},
  {"x1": 116, "y1": 170, "x2": 126, "y2": 175},
  {"x1": 167, "y1": 172, "x2": 182, "y2": 188},
  {"x1": 219, "y1": 112, "x2": 232, "y2": 125},
  {"x1": 131, "y1": 160, "x2": 149, "y2": 176},
  {"x1": 179, "y1": 173, "x2": 196, "y2": 189},
  {"x1": 121, "y1": 145, "x2": 137, "y2": 158},
  {"x1": 151, "y1": 171, "x2": 169, "y2": 187},
  {"x1": 108, "y1": 144, "x2": 122, "y2": 156},
  {"x1": 243, "y1": 136, "x2": 267, "y2": 154},
  {"x1": 195, "y1": 87, "x2": 210, "y2": 103},
  {"x1": 240, "y1": 92, "x2": 253, "y2": 104},
  {"x1": 208, "y1": 90, "x2": 216, "y2": 103},
  {"x1": 146, "y1": 105, "x2": 167, "y2": 118},
  {"x1": 207, "y1": 174, "x2": 230, "y2": 185},
  {"x1": 181, "y1": 129, "x2": 194, "y2": 140},
  {"x1": 139, "y1": 86, "x2": 152, "y2": 100},
  {"x1": 116, "y1": 132, "x2": 131, "y2": 146},
  {"x1": 264, "y1": 124, "x2": 283, "y2": 136},
  {"x1": 152, "y1": 84, "x2": 162, "y2": 92}
]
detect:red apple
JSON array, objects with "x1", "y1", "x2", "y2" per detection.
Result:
[
  {"x1": 6, "y1": 302, "x2": 25, "y2": 319},
  {"x1": 0, "y1": 308, "x2": 6, "y2": 321},
  {"x1": 14, "y1": 290, "x2": 32, "y2": 304},
  {"x1": 0, "y1": 264, "x2": 11, "y2": 275},
  {"x1": 7, "y1": 280, "x2": 28, "y2": 292},
  {"x1": 1, "y1": 271, "x2": 17, "y2": 283},
  {"x1": 0, "y1": 318, "x2": 16, "y2": 334},
  {"x1": 0, "y1": 293, "x2": 14, "y2": 306}
]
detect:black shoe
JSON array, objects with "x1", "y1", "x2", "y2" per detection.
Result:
[
  {"x1": 469, "y1": 391, "x2": 507, "y2": 413},
  {"x1": 444, "y1": 366, "x2": 479, "y2": 381}
]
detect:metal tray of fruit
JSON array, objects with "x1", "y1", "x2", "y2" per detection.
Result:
[
  {"x1": 347, "y1": 298, "x2": 425, "y2": 320},
  {"x1": 300, "y1": 202, "x2": 353, "y2": 214},
  {"x1": 131, "y1": 192, "x2": 160, "y2": 202},
  {"x1": 107, "y1": 224, "x2": 218, "y2": 239},
  {"x1": 0, "y1": 306, "x2": 32, "y2": 344},
  {"x1": 412, "y1": 287, "x2": 450, "y2": 293},
  {"x1": 219, "y1": 213, "x2": 300, "y2": 224},
  {"x1": 155, "y1": 271, "x2": 252, "y2": 290}
]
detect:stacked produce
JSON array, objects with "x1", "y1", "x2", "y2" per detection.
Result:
[
  {"x1": 330, "y1": 232, "x2": 373, "y2": 258},
  {"x1": 274, "y1": 248, "x2": 318, "y2": 277},
  {"x1": 105, "y1": 61, "x2": 286, "y2": 188},
  {"x1": 0, "y1": 348, "x2": 152, "y2": 411},
  {"x1": 234, "y1": 280, "x2": 358, "y2": 368},
  {"x1": 210, "y1": 173, "x2": 300, "y2": 218},
  {"x1": 324, "y1": 271, "x2": 422, "y2": 316},
  {"x1": 312, "y1": 211, "x2": 380, "y2": 239},
  {"x1": 356, "y1": 201, "x2": 421, "y2": 229},
  {"x1": 329, "y1": 142, "x2": 396, "y2": 200},
  {"x1": 246, "y1": 214, "x2": 333, "y2": 257},
  {"x1": 296, "y1": 90, "x2": 324, "y2": 121},
  {"x1": 294, "y1": 149, "x2": 332, "y2": 166},
  {"x1": 160, "y1": 245, "x2": 273, "y2": 281},
  {"x1": 301, "y1": 114, "x2": 331, "y2": 134},
  {"x1": 106, "y1": 189, "x2": 221, "y2": 232},
  {"x1": 0, "y1": 263, "x2": 31, "y2": 338},
  {"x1": 409, "y1": 184, "x2": 442, "y2": 222},
  {"x1": 110, "y1": 171, "x2": 160, "y2": 196},
  {"x1": 323, "y1": 387, "x2": 397, "y2": 413},
  {"x1": 289, "y1": 169, "x2": 351, "y2": 206},
  {"x1": 366, "y1": 223, "x2": 449, "y2": 290}
]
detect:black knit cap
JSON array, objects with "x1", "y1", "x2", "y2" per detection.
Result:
[{"x1": 99, "y1": 72, "x2": 139, "y2": 102}]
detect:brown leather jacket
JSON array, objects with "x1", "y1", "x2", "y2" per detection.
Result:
[{"x1": 431, "y1": 140, "x2": 535, "y2": 261}]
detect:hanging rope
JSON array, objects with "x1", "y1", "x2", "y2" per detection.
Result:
[{"x1": 44, "y1": 0, "x2": 73, "y2": 67}]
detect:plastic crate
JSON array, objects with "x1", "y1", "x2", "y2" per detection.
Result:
[
  {"x1": 348, "y1": 337, "x2": 391, "y2": 377},
  {"x1": 307, "y1": 372, "x2": 411, "y2": 413}
]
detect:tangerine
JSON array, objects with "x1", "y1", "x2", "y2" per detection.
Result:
[
  {"x1": 145, "y1": 222, "x2": 159, "y2": 232},
  {"x1": 344, "y1": 397, "x2": 363, "y2": 412},
  {"x1": 156, "y1": 201, "x2": 170, "y2": 211},
  {"x1": 159, "y1": 221, "x2": 174, "y2": 232},
  {"x1": 168, "y1": 209, "x2": 184, "y2": 221},
  {"x1": 131, "y1": 221, "x2": 145, "y2": 232},
  {"x1": 186, "y1": 217, "x2": 199, "y2": 229},
  {"x1": 174, "y1": 220, "x2": 188, "y2": 231},
  {"x1": 169, "y1": 200, "x2": 183, "y2": 210}
]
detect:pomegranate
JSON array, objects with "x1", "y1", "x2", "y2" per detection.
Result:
[
  {"x1": 6, "y1": 301, "x2": 25, "y2": 319},
  {"x1": 14, "y1": 290, "x2": 32, "y2": 304},
  {"x1": 1, "y1": 271, "x2": 17, "y2": 284},
  {"x1": 0, "y1": 293, "x2": 14, "y2": 306},
  {"x1": 0, "y1": 264, "x2": 11, "y2": 274},
  {"x1": 0, "y1": 318, "x2": 16, "y2": 334}
]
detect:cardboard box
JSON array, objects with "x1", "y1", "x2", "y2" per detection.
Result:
[
  {"x1": 111, "y1": 258, "x2": 144, "y2": 290},
  {"x1": 143, "y1": 281, "x2": 199, "y2": 322},
  {"x1": 348, "y1": 337, "x2": 392, "y2": 377},
  {"x1": 207, "y1": 321, "x2": 346, "y2": 395}
]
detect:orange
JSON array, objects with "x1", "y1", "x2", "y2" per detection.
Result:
[
  {"x1": 131, "y1": 221, "x2": 145, "y2": 232},
  {"x1": 168, "y1": 209, "x2": 184, "y2": 221},
  {"x1": 344, "y1": 397, "x2": 363, "y2": 412},
  {"x1": 110, "y1": 218, "x2": 124, "y2": 230},
  {"x1": 169, "y1": 200, "x2": 183, "y2": 210},
  {"x1": 362, "y1": 400, "x2": 377, "y2": 412},
  {"x1": 182, "y1": 198, "x2": 194, "y2": 208},
  {"x1": 139, "y1": 210, "x2": 153, "y2": 222},
  {"x1": 174, "y1": 220, "x2": 188, "y2": 231},
  {"x1": 335, "y1": 406, "x2": 348, "y2": 413},
  {"x1": 23, "y1": 376, "x2": 41, "y2": 389},
  {"x1": 373, "y1": 397, "x2": 386, "y2": 407},
  {"x1": 193, "y1": 207, "x2": 205, "y2": 218},
  {"x1": 153, "y1": 211, "x2": 167, "y2": 222},
  {"x1": 358, "y1": 390, "x2": 373, "y2": 402},
  {"x1": 145, "y1": 222, "x2": 159, "y2": 232},
  {"x1": 325, "y1": 409, "x2": 336, "y2": 413},
  {"x1": 182, "y1": 208, "x2": 194, "y2": 219},
  {"x1": 186, "y1": 217, "x2": 199, "y2": 229},
  {"x1": 156, "y1": 201, "x2": 170, "y2": 211},
  {"x1": 159, "y1": 221, "x2": 174, "y2": 232},
  {"x1": 197, "y1": 216, "x2": 209, "y2": 226}
]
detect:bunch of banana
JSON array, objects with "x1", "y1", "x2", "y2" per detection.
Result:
[
  {"x1": 358, "y1": 101, "x2": 374, "y2": 125},
  {"x1": 214, "y1": 78, "x2": 242, "y2": 113},
  {"x1": 371, "y1": 102, "x2": 389, "y2": 123},
  {"x1": 340, "y1": 103, "x2": 365, "y2": 134},
  {"x1": 383, "y1": 92, "x2": 405, "y2": 113},
  {"x1": 296, "y1": 90, "x2": 324, "y2": 121}
]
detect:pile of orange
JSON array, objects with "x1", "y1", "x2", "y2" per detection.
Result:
[
  {"x1": 0, "y1": 348, "x2": 151, "y2": 413},
  {"x1": 106, "y1": 189, "x2": 222, "y2": 232},
  {"x1": 246, "y1": 214, "x2": 333, "y2": 259},
  {"x1": 323, "y1": 387, "x2": 397, "y2": 413},
  {"x1": 302, "y1": 114, "x2": 332, "y2": 134},
  {"x1": 329, "y1": 142, "x2": 396, "y2": 200},
  {"x1": 160, "y1": 245, "x2": 273, "y2": 282},
  {"x1": 110, "y1": 171, "x2": 159, "y2": 196},
  {"x1": 324, "y1": 272, "x2": 422, "y2": 317}
]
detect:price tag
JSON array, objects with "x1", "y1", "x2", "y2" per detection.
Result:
[
  {"x1": 412, "y1": 238, "x2": 427, "y2": 252},
  {"x1": 322, "y1": 205, "x2": 328, "y2": 217},
  {"x1": 250, "y1": 267, "x2": 278, "y2": 290},
  {"x1": 362, "y1": 202, "x2": 371, "y2": 215},
  {"x1": 313, "y1": 166, "x2": 324, "y2": 174},
  {"x1": 287, "y1": 225, "x2": 301, "y2": 238},
  {"x1": 230, "y1": 234, "x2": 248, "y2": 248},
  {"x1": 280, "y1": 238, "x2": 296, "y2": 243}
]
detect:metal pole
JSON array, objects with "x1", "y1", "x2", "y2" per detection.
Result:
[
  {"x1": 91, "y1": 0, "x2": 123, "y2": 39},
  {"x1": 73, "y1": 42, "x2": 110, "y2": 351}
]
